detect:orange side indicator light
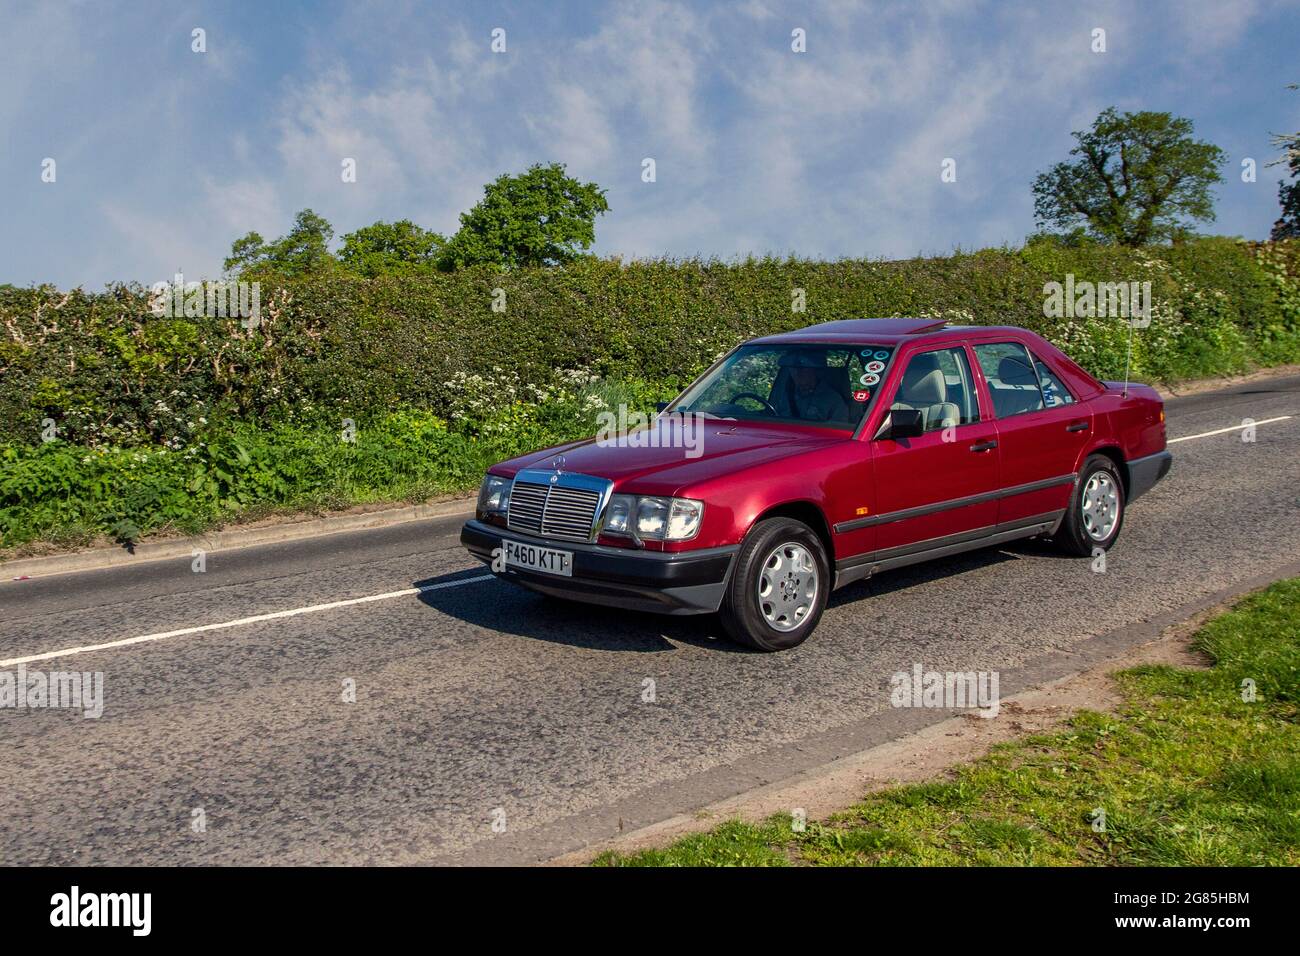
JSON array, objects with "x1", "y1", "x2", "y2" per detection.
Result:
[{"x1": 855, "y1": 506, "x2": 870, "y2": 516}]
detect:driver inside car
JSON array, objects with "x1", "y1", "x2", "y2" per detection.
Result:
[{"x1": 773, "y1": 352, "x2": 850, "y2": 422}]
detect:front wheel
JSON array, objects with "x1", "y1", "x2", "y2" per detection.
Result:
[
  {"x1": 1054, "y1": 454, "x2": 1125, "y2": 556},
  {"x1": 719, "y1": 517, "x2": 830, "y2": 651}
]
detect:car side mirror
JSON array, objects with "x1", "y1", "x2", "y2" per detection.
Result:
[
  {"x1": 655, "y1": 401, "x2": 670, "y2": 413},
  {"x1": 873, "y1": 408, "x2": 924, "y2": 440}
]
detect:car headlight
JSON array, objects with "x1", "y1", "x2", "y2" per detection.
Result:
[
  {"x1": 477, "y1": 474, "x2": 511, "y2": 517},
  {"x1": 605, "y1": 495, "x2": 703, "y2": 541},
  {"x1": 635, "y1": 497, "x2": 670, "y2": 538},
  {"x1": 605, "y1": 494, "x2": 635, "y2": 534}
]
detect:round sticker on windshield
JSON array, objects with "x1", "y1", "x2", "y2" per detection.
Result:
[
  {"x1": 853, "y1": 389, "x2": 870, "y2": 402},
  {"x1": 865, "y1": 360, "x2": 885, "y2": 373},
  {"x1": 859, "y1": 372, "x2": 880, "y2": 386},
  {"x1": 860, "y1": 348, "x2": 874, "y2": 357},
  {"x1": 873, "y1": 350, "x2": 889, "y2": 360}
]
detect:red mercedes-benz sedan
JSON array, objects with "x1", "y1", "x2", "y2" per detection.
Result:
[{"x1": 462, "y1": 318, "x2": 1172, "y2": 650}]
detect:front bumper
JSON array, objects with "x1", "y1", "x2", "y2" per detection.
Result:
[
  {"x1": 460, "y1": 519, "x2": 736, "y2": 615},
  {"x1": 1126, "y1": 449, "x2": 1173, "y2": 503}
]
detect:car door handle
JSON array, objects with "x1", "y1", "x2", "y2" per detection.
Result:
[
  {"x1": 1066, "y1": 421, "x2": 1089, "y2": 433},
  {"x1": 969, "y1": 440, "x2": 998, "y2": 453}
]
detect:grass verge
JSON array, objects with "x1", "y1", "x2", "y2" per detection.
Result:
[
  {"x1": 594, "y1": 578, "x2": 1300, "y2": 866},
  {"x1": 0, "y1": 374, "x2": 673, "y2": 555}
]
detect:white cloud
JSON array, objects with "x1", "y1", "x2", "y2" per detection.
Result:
[
  {"x1": 1171, "y1": 0, "x2": 1262, "y2": 53},
  {"x1": 549, "y1": 0, "x2": 715, "y2": 164},
  {"x1": 97, "y1": 201, "x2": 213, "y2": 283},
  {"x1": 528, "y1": 83, "x2": 619, "y2": 172}
]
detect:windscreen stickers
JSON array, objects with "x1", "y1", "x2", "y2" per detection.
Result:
[{"x1": 855, "y1": 346, "x2": 892, "y2": 398}]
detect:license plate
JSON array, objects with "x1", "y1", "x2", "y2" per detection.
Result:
[{"x1": 502, "y1": 539, "x2": 574, "y2": 577}]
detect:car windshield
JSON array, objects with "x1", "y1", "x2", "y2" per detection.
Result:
[{"x1": 671, "y1": 343, "x2": 896, "y2": 430}]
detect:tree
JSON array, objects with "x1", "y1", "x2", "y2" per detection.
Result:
[
  {"x1": 338, "y1": 220, "x2": 446, "y2": 276},
  {"x1": 1270, "y1": 85, "x2": 1300, "y2": 240},
  {"x1": 221, "y1": 164, "x2": 611, "y2": 277},
  {"x1": 438, "y1": 162, "x2": 609, "y2": 269},
  {"x1": 1032, "y1": 108, "x2": 1226, "y2": 246},
  {"x1": 224, "y1": 209, "x2": 336, "y2": 276}
]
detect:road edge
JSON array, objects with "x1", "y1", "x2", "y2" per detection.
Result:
[
  {"x1": 504, "y1": 559, "x2": 1300, "y2": 866},
  {"x1": 548, "y1": 637, "x2": 1205, "y2": 866}
]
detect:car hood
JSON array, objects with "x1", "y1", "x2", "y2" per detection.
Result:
[{"x1": 496, "y1": 419, "x2": 850, "y2": 494}]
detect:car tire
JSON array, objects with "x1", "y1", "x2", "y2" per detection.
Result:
[
  {"x1": 719, "y1": 517, "x2": 830, "y2": 651},
  {"x1": 1054, "y1": 453, "x2": 1125, "y2": 556}
]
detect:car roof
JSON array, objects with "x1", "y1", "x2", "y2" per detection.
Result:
[{"x1": 748, "y1": 318, "x2": 1032, "y2": 346}]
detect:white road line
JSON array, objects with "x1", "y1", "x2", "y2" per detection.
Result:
[
  {"x1": 1167, "y1": 415, "x2": 1292, "y2": 444},
  {"x1": 0, "y1": 574, "x2": 495, "y2": 668},
  {"x1": 5, "y1": 412, "x2": 1294, "y2": 669}
]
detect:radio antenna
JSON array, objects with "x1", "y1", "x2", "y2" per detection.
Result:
[{"x1": 1122, "y1": 317, "x2": 1133, "y2": 398}]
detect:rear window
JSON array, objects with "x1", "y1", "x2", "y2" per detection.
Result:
[{"x1": 1031, "y1": 353, "x2": 1076, "y2": 407}]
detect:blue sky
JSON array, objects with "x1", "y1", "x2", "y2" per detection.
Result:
[{"x1": 2, "y1": 0, "x2": 1297, "y2": 288}]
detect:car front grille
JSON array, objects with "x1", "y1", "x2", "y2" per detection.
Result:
[{"x1": 507, "y1": 472, "x2": 608, "y2": 542}]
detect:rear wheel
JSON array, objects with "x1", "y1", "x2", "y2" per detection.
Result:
[
  {"x1": 720, "y1": 517, "x2": 830, "y2": 651},
  {"x1": 1054, "y1": 454, "x2": 1125, "y2": 556}
]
